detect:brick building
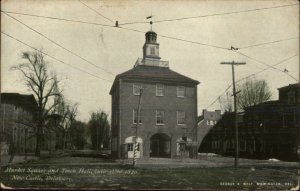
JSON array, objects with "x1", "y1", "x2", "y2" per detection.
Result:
[
  {"x1": 197, "y1": 109, "x2": 221, "y2": 147},
  {"x1": 199, "y1": 112, "x2": 244, "y2": 155},
  {"x1": 0, "y1": 93, "x2": 37, "y2": 155},
  {"x1": 199, "y1": 83, "x2": 300, "y2": 161},
  {"x1": 110, "y1": 30, "x2": 200, "y2": 158}
]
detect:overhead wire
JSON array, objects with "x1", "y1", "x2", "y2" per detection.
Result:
[
  {"x1": 117, "y1": 26, "x2": 297, "y2": 81},
  {"x1": 2, "y1": 6, "x2": 298, "y2": 83},
  {"x1": 232, "y1": 50, "x2": 298, "y2": 81},
  {"x1": 2, "y1": 10, "x2": 298, "y2": 57},
  {"x1": 1, "y1": 31, "x2": 113, "y2": 83},
  {"x1": 2, "y1": 12, "x2": 116, "y2": 77},
  {"x1": 119, "y1": 3, "x2": 299, "y2": 26},
  {"x1": 118, "y1": 26, "x2": 230, "y2": 50},
  {"x1": 238, "y1": 36, "x2": 299, "y2": 49},
  {"x1": 77, "y1": 0, "x2": 114, "y2": 23},
  {"x1": 235, "y1": 53, "x2": 299, "y2": 84},
  {"x1": 204, "y1": 53, "x2": 299, "y2": 110},
  {"x1": 0, "y1": 10, "x2": 114, "y2": 27}
]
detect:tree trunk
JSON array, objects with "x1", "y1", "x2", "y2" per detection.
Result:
[
  {"x1": 35, "y1": 130, "x2": 41, "y2": 156},
  {"x1": 35, "y1": 121, "x2": 43, "y2": 156},
  {"x1": 63, "y1": 132, "x2": 66, "y2": 150}
]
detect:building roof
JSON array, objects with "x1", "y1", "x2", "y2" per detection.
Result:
[
  {"x1": 110, "y1": 65, "x2": 200, "y2": 94},
  {"x1": 244, "y1": 100, "x2": 300, "y2": 114},
  {"x1": 278, "y1": 83, "x2": 300, "y2": 90},
  {"x1": 1, "y1": 93, "x2": 38, "y2": 113}
]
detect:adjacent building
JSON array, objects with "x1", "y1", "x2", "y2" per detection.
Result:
[
  {"x1": 110, "y1": 30, "x2": 200, "y2": 159},
  {"x1": 199, "y1": 83, "x2": 300, "y2": 161},
  {"x1": 0, "y1": 92, "x2": 80, "y2": 157},
  {"x1": 197, "y1": 109, "x2": 222, "y2": 147},
  {"x1": 0, "y1": 93, "x2": 37, "y2": 155},
  {"x1": 198, "y1": 112, "x2": 244, "y2": 155}
]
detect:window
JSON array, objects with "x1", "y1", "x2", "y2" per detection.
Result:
[
  {"x1": 177, "y1": 86, "x2": 185, "y2": 97},
  {"x1": 150, "y1": 47, "x2": 155, "y2": 55},
  {"x1": 156, "y1": 84, "x2": 164, "y2": 96},
  {"x1": 127, "y1": 143, "x2": 139, "y2": 151},
  {"x1": 288, "y1": 91, "x2": 295, "y2": 104},
  {"x1": 133, "y1": 84, "x2": 142, "y2": 95},
  {"x1": 177, "y1": 111, "x2": 186, "y2": 125},
  {"x1": 127, "y1": 144, "x2": 133, "y2": 151},
  {"x1": 156, "y1": 110, "x2": 165, "y2": 124},
  {"x1": 133, "y1": 109, "x2": 142, "y2": 124}
]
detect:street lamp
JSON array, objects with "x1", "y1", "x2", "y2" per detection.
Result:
[{"x1": 133, "y1": 88, "x2": 143, "y2": 167}]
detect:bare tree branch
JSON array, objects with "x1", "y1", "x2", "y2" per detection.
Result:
[
  {"x1": 11, "y1": 49, "x2": 61, "y2": 156},
  {"x1": 237, "y1": 79, "x2": 272, "y2": 111}
]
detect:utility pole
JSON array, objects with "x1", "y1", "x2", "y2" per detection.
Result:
[
  {"x1": 133, "y1": 88, "x2": 143, "y2": 167},
  {"x1": 221, "y1": 61, "x2": 246, "y2": 168}
]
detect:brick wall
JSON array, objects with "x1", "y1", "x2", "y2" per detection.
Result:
[{"x1": 114, "y1": 79, "x2": 197, "y2": 158}]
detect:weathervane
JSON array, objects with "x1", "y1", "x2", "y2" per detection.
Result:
[{"x1": 146, "y1": 12, "x2": 154, "y2": 30}]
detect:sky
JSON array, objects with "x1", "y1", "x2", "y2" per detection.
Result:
[{"x1": 1, "y1": 0, "x2": 299, "y2": 122}]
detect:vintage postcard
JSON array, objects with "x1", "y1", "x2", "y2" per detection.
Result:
[{"x1": 0, "y1": 0, "x2": 299, "y2": 190}]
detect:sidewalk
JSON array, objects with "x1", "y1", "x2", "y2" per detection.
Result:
[
  {"x1": 118, "y1": 156, "x2": 299, "y2": 168},
  {"x1": 118, "y1": 157, "x2": 219, "y2": 168}
]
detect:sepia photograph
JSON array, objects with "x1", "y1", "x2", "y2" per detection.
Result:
[{"x1": 0, "y1": 0, "x2": 299, "y2": 190}]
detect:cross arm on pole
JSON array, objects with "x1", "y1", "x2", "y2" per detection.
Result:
[
  {"x1": 220, "y1": 61, "x2": 246, "y2": 65},
  {"x1": 220, "y1": 60, "x2": 246, "y2": 168}
]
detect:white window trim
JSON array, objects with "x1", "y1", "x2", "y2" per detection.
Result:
[
  {"x1": 150, "y1": 47, "x2": 155, "y2": 55},
  {"x1": 177, "y1": 111, "x2": 186, "y2": 125},
  {"x1": 156, "y1": 110, "x2": 165, "y2": 125},
  {"x1": 156, "y1": 84, "x2": 164, "y2": 97},
  {"x1": 133, "y1": 84, "x2": 142, "y2": 96},
  {"x1": 133, "y1": 109, "x2": 142, "y2": 124},
  {"x1": 177, "y1": 86, "x2": 185, "y2": 98}
]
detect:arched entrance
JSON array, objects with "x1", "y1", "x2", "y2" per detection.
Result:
[{"x1": 150, "y1": 133, "x2": 171, "y2": 158}]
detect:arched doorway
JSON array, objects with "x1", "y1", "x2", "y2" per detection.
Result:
[{"x1": 150, "y1": 133, "x2": 171, "y2": 158}]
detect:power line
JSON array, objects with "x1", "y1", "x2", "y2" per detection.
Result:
[
  {"x1": 205, "y1": 85, "x2": 232, "y2": 110},
  {"x1": 3, "y1": 10, "x2": 297, "y2": 54},
  {"x1": 1, "y1": 31, "x2": 113, "y2": 83},
  {"x1": 1, "y1": 10, "x2": 297, "y2": 79},
  {"x1": 205, "y1": 53, "x2": 298, "y2": 110},
  {"x1": 119, "y1": 3, "x2": 299, "y2": 26},
  {"x1": 3, "y1": 12, "x2": 115, "y2": 77},
  {"x1": 235, "y1": 53, "x2": 299, "y2": 84},
  {"x1": 232, "y1": 50, "x2": 298, "y2": 81},
  {"x1": 0, "y1": 10, "x2": 114, "y2": 27},
  {"x1": 77, "y1": 0, "x2": 114, "y2": 23},
  {"x1": 119, "y1": 26, "x2": 230, "y2": 50},
  {"x1": 159, "y1": 34, "x2": 229, "y2": 50},
  {"x1": 119, "y1": 26, "x2": 298, "y2": 75},
  {"x1": 119, "y1": 21, "x2": 149, "y2": 26},
  {"x1": 238, "y1": 36, "x2": 299, "y2": 49}
]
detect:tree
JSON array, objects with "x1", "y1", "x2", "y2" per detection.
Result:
[
  {"x1": 69, "y1": 121, "x2": 87, "y2": 150},
  {"x1": 219, "y1": 91, "x2": 234, "y2": 112},
  {"x1": 88, "y1": 111, "x2": 110, "y2": 150},
  {"x1": 52, "y1": 95, "x2": 78, "y2": 150},
  {"x1": 12, "y1": 50, "x2": 62, "y2": 156},
  {"x1": 237, "y1": 79, "x2": 272, "y2": 110}
]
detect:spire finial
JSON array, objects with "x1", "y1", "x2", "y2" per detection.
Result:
[{"x1": 146, "y1": 12, "x2": 154, "y2": 31}]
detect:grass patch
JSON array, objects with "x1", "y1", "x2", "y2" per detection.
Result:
[{"x1": 0, "y1": 161, "x2": 297, "y2": 189}]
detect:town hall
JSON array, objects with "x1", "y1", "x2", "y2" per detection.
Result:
[{"x1": 110, "y1": 30, "x2": 200, "y2": 158}]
